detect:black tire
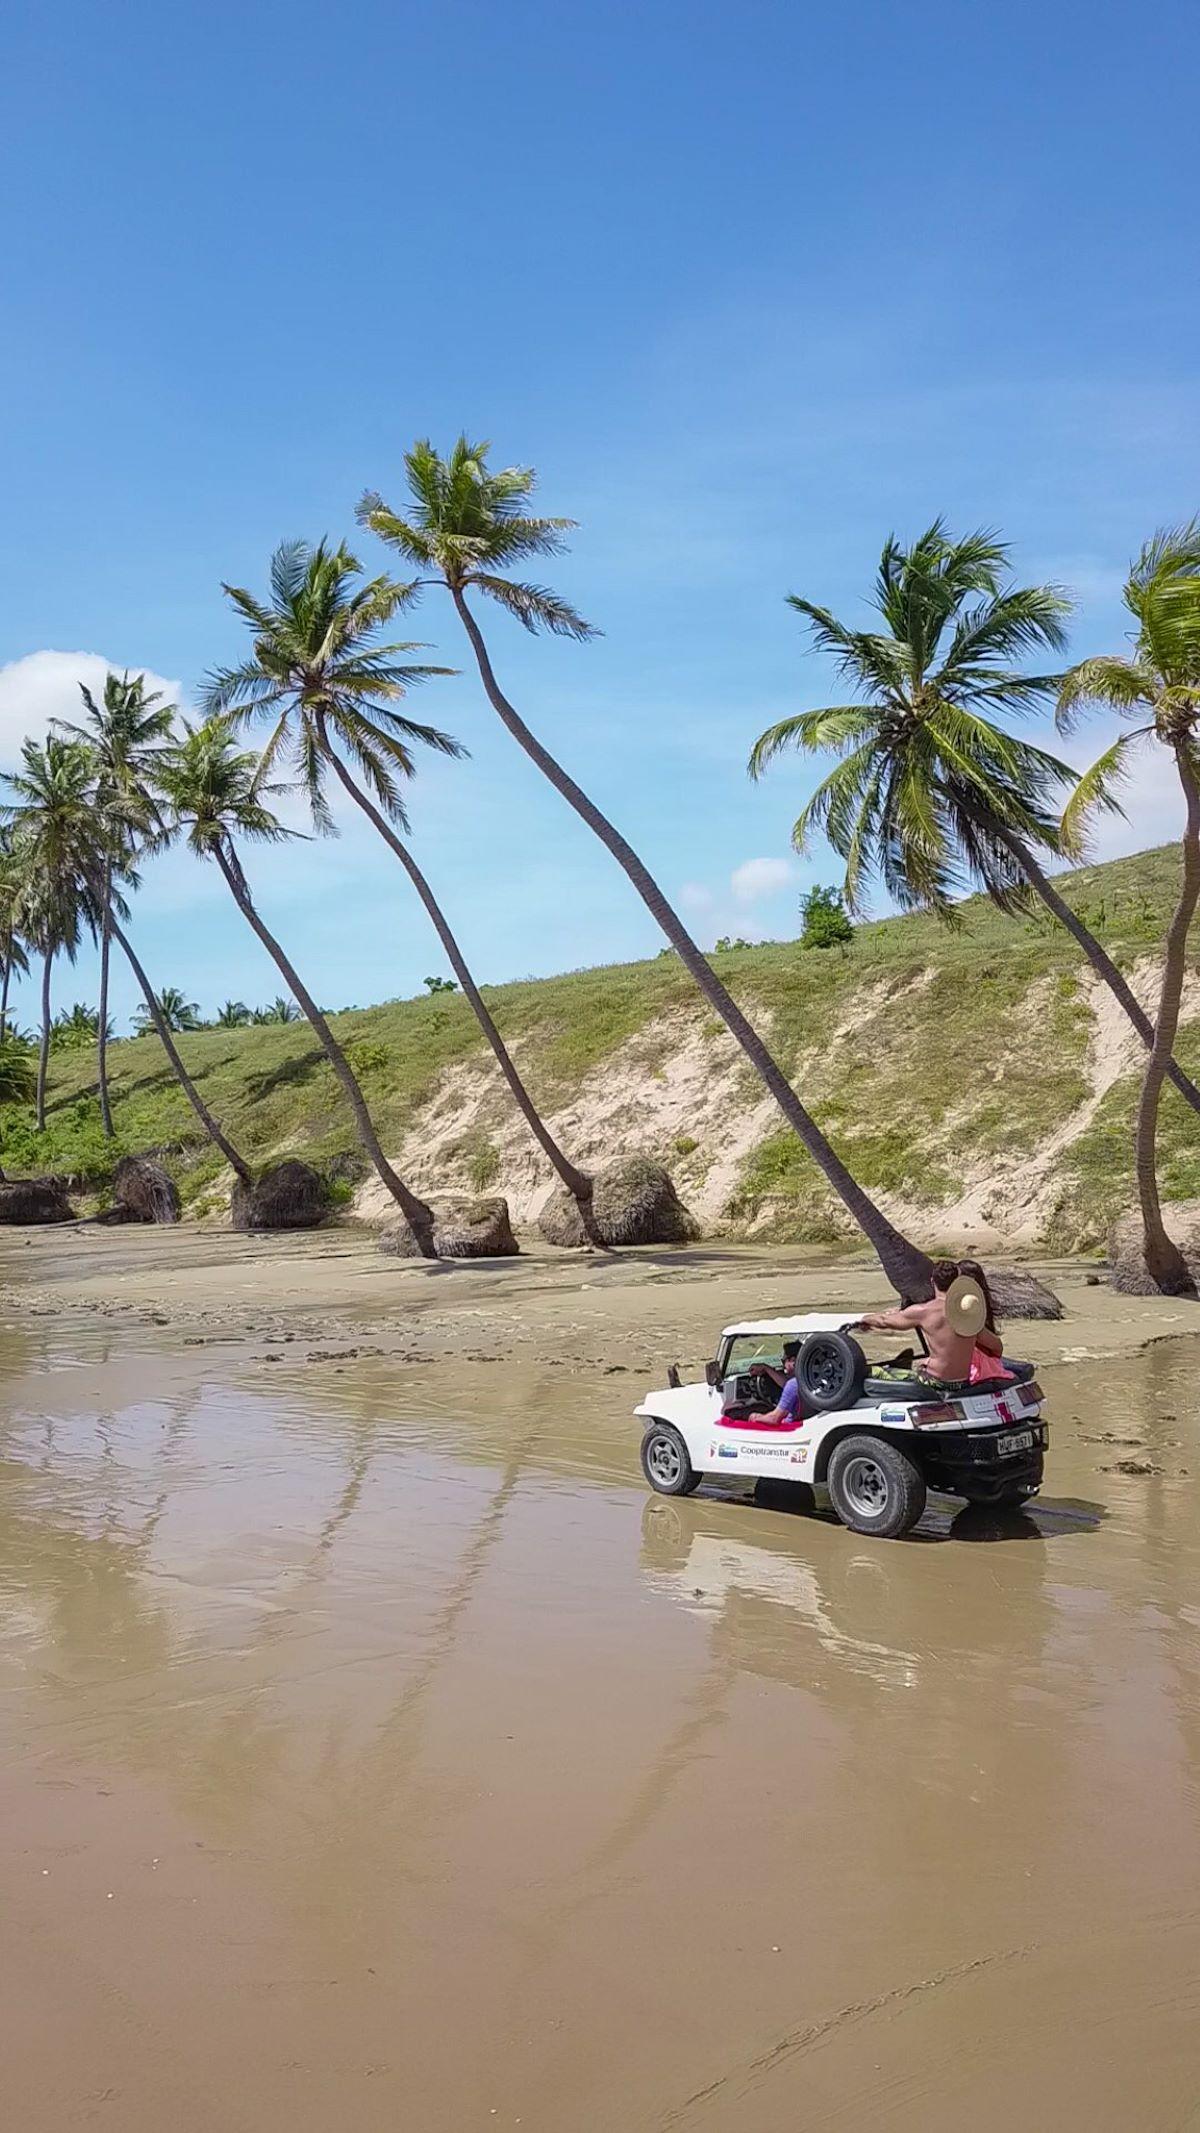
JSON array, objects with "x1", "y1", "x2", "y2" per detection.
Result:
[
  {"x1": 796, "y1": 1330, "x2": 867, "y2": 1414},
  {"x1": 640, "y1": 1422, "x2": 701, "y2": 1497},
  {"x1": 827, "y1": 1434, "x2": 927, "y2": 1539}
]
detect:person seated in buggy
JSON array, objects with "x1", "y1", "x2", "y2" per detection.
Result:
[
  {"x1": 858, "y1": 1259, "x2": 985, "y2": 1395},
  {"x1": 957, "y1": 1257, "x2": 1015, "y2": 1386},
  {"x1": 755, "y1": 1339, "x2": 803, "y2": 1424}
]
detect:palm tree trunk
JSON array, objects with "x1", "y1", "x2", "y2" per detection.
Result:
[
  {"x1": 1132, "y1": 745, "x2": 1200, "y2": 1295},
  {"x1": 36, "y1": 947, "x2": 52, "y2": 1132},
  {"x1": 450, "y1": 585, "x2": 932, "y2": 1298},
  {"x1": 315, "y1": 719, "x2": 601, "y2": 1238},
  {"x1": 984, "y1": 817, "x2": 1200, "y2": 1119},
  {"x1": 97, "y1": 862, "x2": 114, "y2": 1137},
  {"x1": 0, "y1": 957, "x2": 10, "y2": 1046},
  {"x1": 107, "y1": 912, "x2": 254, "y2": 1188},
  {"x1": 210, "y1": 840, "x2": 438, "y2": 1256}
]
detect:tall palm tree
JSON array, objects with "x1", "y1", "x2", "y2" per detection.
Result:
[
  {"x1": 748, "y1": 522, "x2": 1200, "y2": 1121},
  {"x1": 53, "y1": 670, "x2": 176, "y2": 1135},
  {"x1": 0, "y1": 737, "x2": 103, "y2": 1129},
  {"x1": 358, "y1": 439, "x2": 931, "y2": 1295},
  {"x1": 203, "y1": 537, "x2": 601, "y2": 1238},
  {"x1": 131, "y1": 985, "x2": 202, "y2": 1035},
  {"x1": 152, "y1": 717, "x2": 438, "y2": 1254},
  {"x1": 0, "y1": 837, "x2": 30, "y2": 1043},
  {"x1": 1058, "y1": 524, "x2": 1200, "y2": 1295}
]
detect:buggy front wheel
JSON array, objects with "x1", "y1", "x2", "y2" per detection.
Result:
[{"x1": 640, "y1": 1423, "x2": 701, "y2": 1497}]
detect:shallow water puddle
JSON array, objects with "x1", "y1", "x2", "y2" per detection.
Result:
[{"x1": 2, "y1": 1301, "x2": 1200, "y2": 2129}]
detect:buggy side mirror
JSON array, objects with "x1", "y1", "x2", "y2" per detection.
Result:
[
  {"x1": 667, "y1": 1364, "x2": 682, "y2": 1389},
  {"x1": 704, "y1": 1359, "x2": 721, "y2": 1389}
]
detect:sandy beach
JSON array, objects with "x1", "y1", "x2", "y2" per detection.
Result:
[
  {"x1": 2, "y1": 1229, "x2": 1200, "y2": 2129},
  {"x1": 5, "y1": 1221, "x2": 1199, "y2": 1375}
]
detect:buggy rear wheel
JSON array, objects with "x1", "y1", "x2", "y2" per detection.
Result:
[{"x1": 827, "y1": 1433, "x2": 927, "y2": 1539}]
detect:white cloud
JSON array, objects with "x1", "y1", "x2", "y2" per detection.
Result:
[
  {"x1": 0, "y1": 650, "x2": 185, "y2": 767},
  {"x1": 679, "y1": 879, "x2": 716, "y2": 912},
  {"x1": 730, "y1": 855, "x2": 795, "y2": 903}
]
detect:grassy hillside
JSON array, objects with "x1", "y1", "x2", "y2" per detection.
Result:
[{"x1": 10, "y1": 843, "x2": 1199, "y2": 1249}]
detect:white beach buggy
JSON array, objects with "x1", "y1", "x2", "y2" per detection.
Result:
[{"x1": 635, "y1": 1312, "x2": 1047, "y2": 1539}]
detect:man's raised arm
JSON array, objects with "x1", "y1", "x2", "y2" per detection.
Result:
[{"x1": 856, "y1": 1303, "x2": 930, "y2": 1333}]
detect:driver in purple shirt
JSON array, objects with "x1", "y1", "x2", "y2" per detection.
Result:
[{"x1": 760, "y1": 1340, "x2": 802, "y2": 1424}]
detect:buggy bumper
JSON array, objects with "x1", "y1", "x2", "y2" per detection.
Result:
[{"x1": 916, "y1": 1420, "x2": 1048, "y2": 1501}]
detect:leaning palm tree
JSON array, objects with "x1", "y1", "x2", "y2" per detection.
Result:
[
  {"x1": 0, "y1": 737, "x2": 104, "y2": 1129},
  {"x1": 204, "y1": 537, "x2": 601, "y2": 1238},
  {"x1": 132, "y1": 985, "x2": 202, "y2": 1035},
  {"x1": 0, "y1": 837, "x2": 30, "y2": 1043},
  {"x1": 53, "y1": 670, "x2": 176, "y2": 1134},
  {"x1": 358, "y1": 440, "x2": 930, "y2": 1294},
  {"x1": 152, "y1": 717, "x2": 437, "y2": 1254},
  {"x1": 1058, "y1": 524, "x2": 1200, "y2": 1295},
  {"x1": 748, "y1": 522, "x2": 1200, "y2": 1122}
]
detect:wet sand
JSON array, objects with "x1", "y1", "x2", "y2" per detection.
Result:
[{"x1": 2, "y1": 1231, "x2": 1200, "y2": 2128}]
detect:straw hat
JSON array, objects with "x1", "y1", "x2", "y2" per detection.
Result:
[{"x1": 945, "y1": 1272, "x2": 987, "y2": 1339}]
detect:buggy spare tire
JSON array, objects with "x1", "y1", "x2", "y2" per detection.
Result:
[{"x1": 796, "y1": 1330, "x2": 867, "y2": 1414}]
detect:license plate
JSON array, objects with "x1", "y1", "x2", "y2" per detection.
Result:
[{"x1": 997, "y1": 1428, "x2": 1034, "y2": 1457}]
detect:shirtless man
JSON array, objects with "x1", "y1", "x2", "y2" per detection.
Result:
[{"x1": 856, "y1": 1259, "x2": 976, "y2": 1390}]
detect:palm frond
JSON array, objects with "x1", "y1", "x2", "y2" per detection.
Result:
[
  {"x1": 941, "y1": 585, "x2": 1071, "y2": 690},
  {"x1": 468, "y1": 573, "x2": 597, "y2": 639},
  {"x1": 1059, "y1": 729, "x2": 1149, "y2": 855},
  {"x1": 1056, "y1": 656, "x2": 1155, "y2": 730},
  {"x1": 748, "y1": 705, "x2": 880, "y2": 779}
]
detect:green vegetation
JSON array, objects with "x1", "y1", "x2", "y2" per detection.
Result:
[
  {"x1": 0, "y1": 841, "x2": 1185, "y2": 1249},
  {"x1": 799, "y1": 884, "x2": 854, "y2": 952},
  {"x1": 132, "y1": 985, "x2": 201, "y2": 1035}
]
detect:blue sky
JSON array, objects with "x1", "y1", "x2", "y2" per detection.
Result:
[{"x1": 0, "y1": 0, "x2": 1197, "y2": 1029}]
